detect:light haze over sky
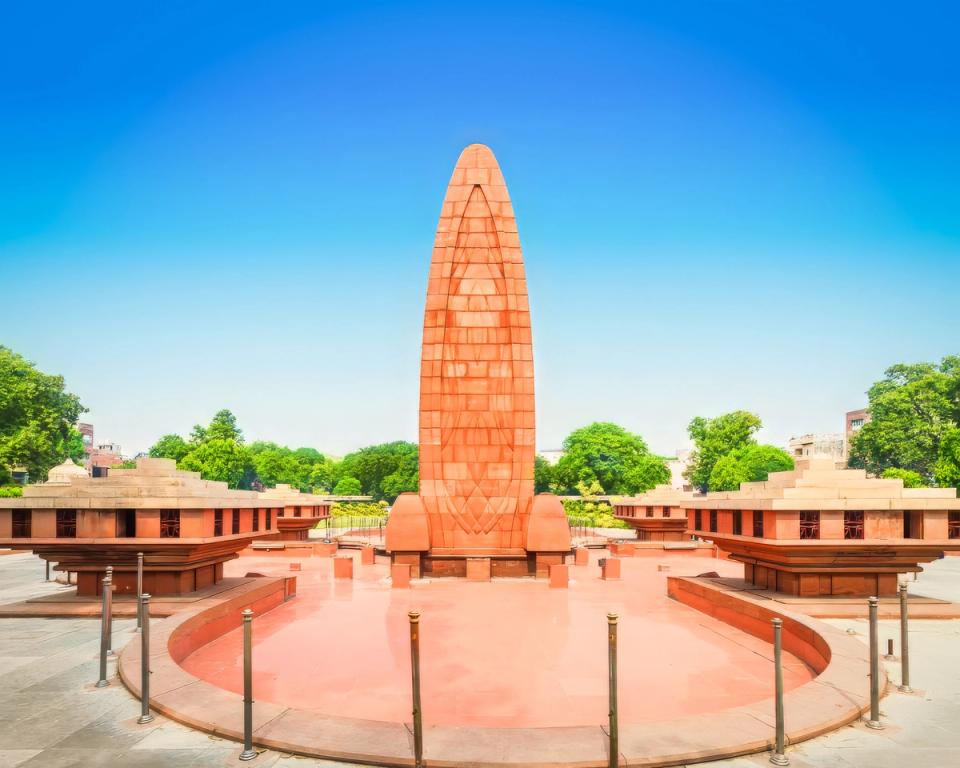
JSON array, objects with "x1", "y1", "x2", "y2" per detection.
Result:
[{"x1": 2, "y1": 1, "x2": 959, "y2": 458}]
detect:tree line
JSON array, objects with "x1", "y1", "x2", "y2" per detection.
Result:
[
  {"x1": 3, "y1": 344, "x2": 958, "y2": 499},
  {"x1": 148, "y1": 410, "x2": 418, "y2": 501}
]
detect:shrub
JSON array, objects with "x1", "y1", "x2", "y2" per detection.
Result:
[
  {"x1": 881, "y1": 467, "x2": 925, "y2": 488},
  {"x1": 562, "y1": 498, "x2": 630, "y2": 529},
  {"x1": 329, "y1": 500, "x2": 389, "y2": 518}
]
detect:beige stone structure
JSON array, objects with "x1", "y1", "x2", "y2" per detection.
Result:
[
  {"x1": 612, "y1": 485, "x2": 697, "y2": 541},
  {"x1": 682, "y1": 459, "x2": 960, "y2": 596},
  {"x1": 0, "y1": 458, "x2": 329, "y2": 596},
  {"x1": 258, "y1": 484, "x2": 333, "y2": 541}
]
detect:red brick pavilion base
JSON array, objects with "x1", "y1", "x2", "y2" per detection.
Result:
[
  {"x1": 708, "y1": 534, "x2": 955, "y2": 597},
  {"x1": 20, "y1": 535, "x2": 263, "y2": 597}
]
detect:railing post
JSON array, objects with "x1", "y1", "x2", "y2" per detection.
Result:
[
  {"x1": 136, "y1": 552, "x2": 144, "y2": 633},
  {"x1": 898, "y1": 583, "x2": 912, "y2": 693},
  {"x1": 769, "y1": 618, "x2": 789, "y2": 765},
  {"x1": 409, "y1": 610, "x2": 424, "y2": 768},
  {"x1": 96, "y1": 575, "x2": 111, "y2": 687},
  {"x1": 105, "y1": 566, "x2": 114, "y2": 655},
  {"x1": 137, "y1": 593, "x2": 155, "y2": 723},
  {"x1": 608, "y1": 612, "x2": 619, "y2": 768},
  {"x1": 866, "y1": 596, "x2": 884, "y2": 729},
  {"x1": 239, "y1": 609, "x2": 257, "y2": 761}
]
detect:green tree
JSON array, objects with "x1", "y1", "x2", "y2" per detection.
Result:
[
  {"x1": 0, "y1": 346, "x2": 86, "y2": 482},
  {"x1": 206, "y1": 409, "x2": 243, "y2": 443},
  {"x1": 881, "y1": 467, "x2": 926, "y2": 488},
  {"x1": 848, "y1": 357, "x2": 959, "y2": 481},
  {"x1": 333, "y1": 476, "x2": 362, "y2": 496},
  {"x1": 309, "y1": 458, "x2": 339, "y2": 493},
  {"x1": 246, "y1": 441, "x2": 327, "y2": 491},
  {"x1": 180, "y1": 438, "x2": 253, "y2": 489},
  {"x1": 149, "y1": 434, "x2": 191, "y2": 462},
  {"x1": 553, "y1": 422, "x2": 668, "y2": 495},
  {"x1": 534, "y1": 455, "x2": 555, "y2": 494},
  {"x1": 933, "y1": 428, "x2": 960, "y2": 492},
  {"x1": 684, "y1": 411, "x2": 762, "y2": 491},
  {"x1": 708, "y1": 444, "x2": 794, "y2": 492},
  {"x1": 622, "y1": 454, "x2": 671, "y2": 494},
  {"x1": 337, "y1": 441, "x2": 418, "y2": 502}
]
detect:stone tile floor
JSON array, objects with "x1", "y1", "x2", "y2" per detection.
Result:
[{"x1": 0, "y1": 551, "x2": 957, "y2": 767}]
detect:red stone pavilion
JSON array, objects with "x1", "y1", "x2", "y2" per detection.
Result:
[
  {"x1": 0, "y1": 458, "x2": 316, "y2": 596},
  {"x1": 682, "y1": 458, "x2": 960, "y2": 596},
  {"x1": 386, "y1": 144, "x2": 570, "y2": 577},
  {"x1": 612, "y1": 485, "x2": 694, "y2": 541},
  {"x1": 257, "y1": 484, "x2": 332, "y2": 541}
]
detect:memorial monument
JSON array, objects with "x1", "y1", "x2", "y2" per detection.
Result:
[{"x1": 386, "y1": 144, "x2": 570, "y2": 577}]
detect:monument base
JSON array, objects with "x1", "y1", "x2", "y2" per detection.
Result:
[
  {"x1": 388, "y1": 550, "x2": 570, "y2": 579},
  {"x1": 385, "y1": 492, "x2": 572, "y2": 579}
]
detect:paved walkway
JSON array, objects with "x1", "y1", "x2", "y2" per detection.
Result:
[
  {"x1": 0, "y1": 551, "x2": 957, "y2": 767},
  {"x1": 0, "y1": 553, "x2": 354, "y2": 767},
  {"x1": 708, "y1": 556, "x2": 960, "y2": 768}
]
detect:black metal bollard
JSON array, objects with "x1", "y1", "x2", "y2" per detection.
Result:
[
  {"x1": 136, "y1": 552, "x2": 144, "y2": 633},
  {"x1": 866, "y1": 596, "x2": 883, "y2": 729},
  {"x1": 105, "y1": 566, "x2": 114, "y2": 656},
  {"x1": 899, "y1": 583, "x2": 912, "y2": 693},
  {"x1": 608, "y1": 612, "x2": 619, "y2": 768},
  {"x1": 409, "y1": 611, "x2": 424, "y2": 768},
  {"x1": 239, "y1": 609, "x2": 257, "y2": 761},
  {"x1": 138, "y1": 594, "x2": 155, "y2": 724},
  {"x1": 96, "y1": 575, "x2": 111, "y2": 687},
  {"x1": 769, "y1": 618, "x2": 789, "y2": 765}
]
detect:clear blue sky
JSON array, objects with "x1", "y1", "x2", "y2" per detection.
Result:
[{"x1": 2, "y1": 1, "x2": 958, "y2": 457}]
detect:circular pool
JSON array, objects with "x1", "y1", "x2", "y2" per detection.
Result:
[{"x1": 181, "y1": 550, "x2": 813, "y2": 728}]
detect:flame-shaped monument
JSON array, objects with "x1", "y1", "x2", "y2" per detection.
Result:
[{"x1": 386, "y1": 144, "x2": 570, "y2": 578}]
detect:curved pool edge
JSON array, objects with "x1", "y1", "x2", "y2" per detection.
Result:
[{"x1": 119, "y1": 574, "x2": 881, "y2": 767}]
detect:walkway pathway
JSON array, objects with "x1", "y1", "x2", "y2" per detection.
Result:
[{"x1": 0, "y1": 551, "x2": 957, "y2": 767}]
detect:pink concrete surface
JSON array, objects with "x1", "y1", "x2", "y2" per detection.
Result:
[{"x1": 181, "y1": 550, "x2": 813, "y2": 729}]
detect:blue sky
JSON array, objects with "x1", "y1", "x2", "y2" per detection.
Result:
[{"x1": 2, "y1": 1, "x2": 959, "y2": 457}]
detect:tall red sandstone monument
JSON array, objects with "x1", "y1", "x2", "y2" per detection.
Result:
[{"x1": 386, "y1": 144, "x2": 570, "y2": 578}]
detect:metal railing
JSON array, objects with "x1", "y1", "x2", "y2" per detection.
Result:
[{"x1": 321, "y1": 515, "x2": 388, "y2": 543}]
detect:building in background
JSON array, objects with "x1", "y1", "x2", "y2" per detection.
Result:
[
  {"x1": 844, "y1": 408, "x2": 872, "y2": 467},
  {"x1": 787, "y1": 433, "x2": 846, "y2": 465},
  {"x1": 537, "y1": 449, "x2": 564, "y2": 465},
  {"x1": 89, "y1": 442, "x2": 125, "y2": 477},
  {"x1": 846, "y1": 408, "x2": 870, "y2": 438},
  {"x1": 667, "y1": 449, "x2": 692, "y2": 490},
  {"x1": 78, "y1": 423, "x2": 94, "y2": 469}
]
